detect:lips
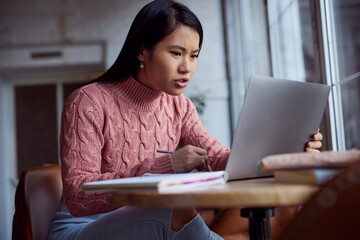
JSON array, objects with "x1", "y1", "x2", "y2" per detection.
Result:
[{"x1": 174, "y1": 78, "x2": 189, "y2": 88}]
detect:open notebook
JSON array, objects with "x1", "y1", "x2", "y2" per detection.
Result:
[{"x1": 82, "y1": 171, "x2": 228, "y2": 193}]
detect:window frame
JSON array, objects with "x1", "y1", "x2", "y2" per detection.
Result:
[{"x1": 319, "y1": 0, "x2": 347, "y2": 150}]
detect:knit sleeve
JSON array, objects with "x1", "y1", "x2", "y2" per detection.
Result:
[
  {"x1": 179, "y1": 97, "x2": 230, "y2": 171},
  {"x1": 60, "y1": 89, "x2": 116, "y2": 216}
]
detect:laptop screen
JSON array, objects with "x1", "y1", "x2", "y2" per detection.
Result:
[{"x1": 225, "y1": 76, "x2": 330, "y2": 180}]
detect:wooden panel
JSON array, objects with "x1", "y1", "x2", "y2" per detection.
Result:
[{"x1": 15, "y1": 85, "x2": 58, "y2": 176}]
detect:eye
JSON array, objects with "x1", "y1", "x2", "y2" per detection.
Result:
[
  {"x1": 171, "y1": 51, "x2": 181, "y2": 57},
  {"x1": 191, "y1": 54, "x2": 199, "y2": 59}
]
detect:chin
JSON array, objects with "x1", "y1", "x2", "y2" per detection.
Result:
[{"x1": 164, "y1": 89, "x2": 185, "y2": 96}]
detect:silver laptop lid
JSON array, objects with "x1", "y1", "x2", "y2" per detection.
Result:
[{"x1": 225, "y1": 76, "x2": 330, "y2": 180}]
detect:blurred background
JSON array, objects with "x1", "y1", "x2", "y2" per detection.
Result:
[{"x1": 0, "y1": 0, "x2": 359, "y2": 238}]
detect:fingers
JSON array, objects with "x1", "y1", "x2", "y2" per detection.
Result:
[
  {"x1": 194, "y1": 148, "x2": 212, "y2": 172},
  {"x1": 205, "y1": 161, "x2": 212, "y2": 172},
  {"x1": 193, "y1": 154, "x2": 212, "y2": 172},
  {"x1": 305, "y1": 130, "x2": 323, "y2": 152},
  {"x1": 172, "y1": 145, "x2": 212, "y2": 172},
  {"x1": 307, "y1": 140, "x2": 322, "y2": 149},
  {"x1": 305, "y1": 148, "x2": 320, "y2": 153},
  {"x1": 184, "y1": 145, "x2": 207, "y2": 156},
  {"x1": 202, "y1": 156, "x2": 212, "y2": 172},
  {"x1": 313, "y1": 132, "x2": 323, "y2": 141}
]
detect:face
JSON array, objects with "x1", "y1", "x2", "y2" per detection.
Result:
[{"x1": 136, "y1": 25, "x2": 200, "y2": 95}]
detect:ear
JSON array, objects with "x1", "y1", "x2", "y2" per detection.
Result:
[{"x1": 137, "y1": 47, "x2": 145, "y2": 61}]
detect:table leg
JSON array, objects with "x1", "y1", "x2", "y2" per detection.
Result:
[{"x1": 240, "y1": 207, "x2": 277, "y2": 240}]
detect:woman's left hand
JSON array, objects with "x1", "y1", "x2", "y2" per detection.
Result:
[{"x1": 305, "y1": 131, "x2": 323, "y2": 152}]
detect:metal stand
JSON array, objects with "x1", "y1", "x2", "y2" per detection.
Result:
[{"x1": 241, "y1": 207, "x2": 277, "y2": 240}]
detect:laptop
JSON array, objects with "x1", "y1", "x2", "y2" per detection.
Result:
[{"x1": 225, "y1": 76, "x2": 331, "y2": 180}]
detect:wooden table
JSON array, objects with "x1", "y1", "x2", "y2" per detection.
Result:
[{"x1": 108, "y1": 178, "x2": 318, "y2": 240}]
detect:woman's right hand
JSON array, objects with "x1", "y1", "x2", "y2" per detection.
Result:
[{"x1": 171, "y1": 145, "x2": 212, "y2": 173}]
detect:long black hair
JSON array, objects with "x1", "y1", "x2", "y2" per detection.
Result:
[{"x1": 94, "y1": 0, "x2": 203, "y2": 82}]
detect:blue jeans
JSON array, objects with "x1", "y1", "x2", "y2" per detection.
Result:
[{"x1": 47, "y1": 201, "x2": 223, "y2": 240}]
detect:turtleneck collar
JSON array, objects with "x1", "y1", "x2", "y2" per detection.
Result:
[{"x1": 112, "y1": 76, "x2": 164, "y2": 110}]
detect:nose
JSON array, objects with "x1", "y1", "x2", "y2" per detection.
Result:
[{"x1": 178, "y1": 58, "x2": 191, "y2": 74}]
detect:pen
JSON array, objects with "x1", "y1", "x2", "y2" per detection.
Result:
[
  {"x1": 156, "y1": 149, "x2": 174, "y2": 154},
  {"x1": 156, "y1": 149, "x2": 213, "y2": 158}
]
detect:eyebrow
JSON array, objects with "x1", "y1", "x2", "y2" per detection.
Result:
[{"x1": 168, "y1": 45, "x2": 200, "y2": 53}]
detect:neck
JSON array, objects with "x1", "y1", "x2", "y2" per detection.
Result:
[{"x1": 113, "y1": 76, "x2": 164, "y2": 111}]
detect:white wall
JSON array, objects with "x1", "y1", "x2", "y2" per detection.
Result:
[{"x1": 0, "y1": 0, "x2": 230, "y2": 238}]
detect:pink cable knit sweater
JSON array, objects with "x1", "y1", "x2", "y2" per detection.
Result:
[{"x1": 60, "y1": 76, "x2": 230, "y2": 217}]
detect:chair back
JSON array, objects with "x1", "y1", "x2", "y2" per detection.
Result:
[
  {"x1": 277, "y1": 162, "x2": 360, "y2": 240},
  {"x1": 12, "y1": 165, "x2": 62, "y2": 240}
]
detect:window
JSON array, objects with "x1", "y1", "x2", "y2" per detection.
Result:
[
  {"x1": 223, "y1": 0, "x2": 272, "y2": 133},
  {"x1": 322, "y1": 0, "x2": 360, "y2": 150},
  {"x1": 225, "y1": 0, "x2": 359, "y2": 149},
  {"x1": 267, "y1": 0, "x2": 321, "y2": 83}
]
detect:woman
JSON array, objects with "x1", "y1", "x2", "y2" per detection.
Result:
[{"x1": 48, "y1": 0, "x2": 322, "y2": 239}]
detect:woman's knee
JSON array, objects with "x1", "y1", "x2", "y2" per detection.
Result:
[
  {"x1": 171, "y1": 208, "x2": 197, "y2": 231},
  {"x1": 78, "y1": 207, "x2": 173, "y2": 239}
]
